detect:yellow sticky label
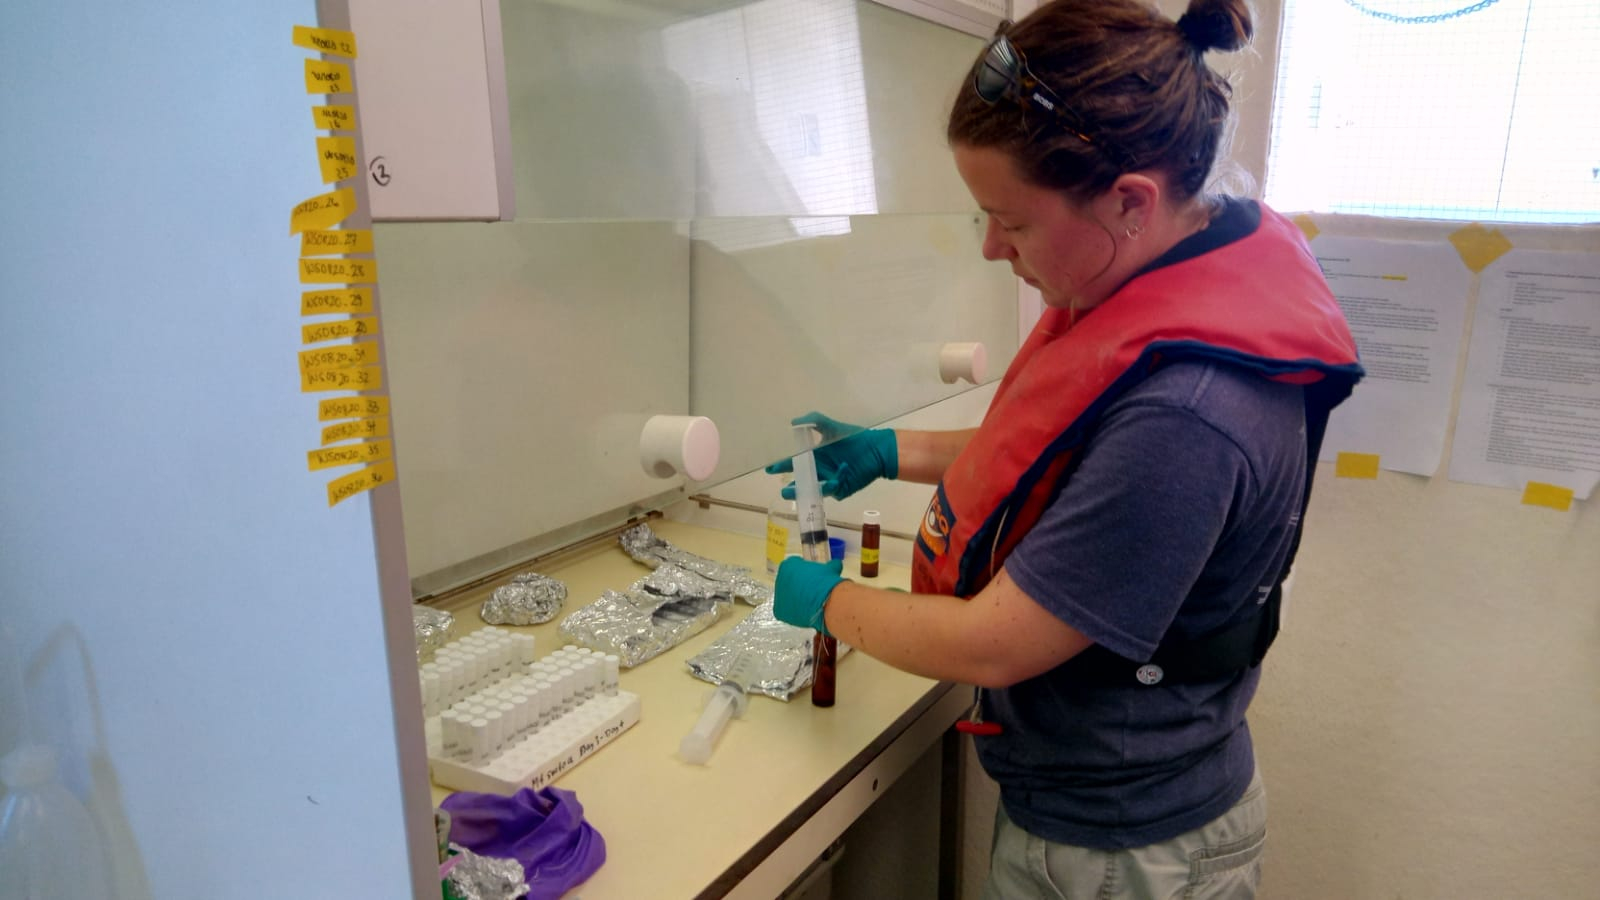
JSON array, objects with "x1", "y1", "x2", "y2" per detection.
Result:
[
  {"x1": 289, "y1": 187, "x2": 356, "y2": 234},
  {"x1": 1292, "y1": 214, "x2": 1319, "y2": 242},
  {"x1": 861, "y1": 547, "x2": 880, "y2": 565},
  {"x1": 311, "y1": 104, "x2": 357, "y2": 131},
  {"x1": 1521, "y1": 482, "x2": 1574, "y2": 511},
  {"x1": 318, "y1": 395, "x2": 390, "y2": 422},
  {"x1": 321, "y1": 416, "x2": 390, "y2": 446},
  {"x1": 301, "y1": 228, "x2": 372, "y2": 256},
  {"x1": 304, "y1": 59, "x2": 352, "y2": 95},
  {"x1": 303, "y1": 316, "x2": 378, "y2": 344},
  {"x1": 307, "y1": 439, "x2": 392, "y2": 472},
  {"x1": 1448, "y1": 224, "x2": 1514, "y2": 273},
  {"x1": 298, "y1": 342, "x2": 376, "y2": 372},
  {"x1": 301, "y1": 364, "x2": 383, "y2": 393},
  {"x1": 765, "y1": 522, "x2": 789, "y2": 567},
  {"x1": 299, "y1": 256, "x2": 377, "y2": 285},
  {"x1": 1380, "y1": 274, "x2": 1408, "y2": 281},
  {"x1": 301, "y1": 286, "x2": 371, "y2": 315},
  {"x1": 316, "y1": 136, "x2": 358, "y2": 184},
  {"x1": 1335, "y1": 452, "x2": 1381, "y2": 479},
  {"x1": 293, "y1": 25, "x2": 358, "y2": 59},
  {"x1": 327, "y1": 461, "x2": 397, "y2": 508}
]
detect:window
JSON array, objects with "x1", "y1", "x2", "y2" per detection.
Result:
[{"x1": 1266, "y1": 0, "x2": 1600, "y2": 224}]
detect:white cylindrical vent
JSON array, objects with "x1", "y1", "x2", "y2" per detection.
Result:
[
  {"x1": 938, "y1": 342, "x2": 988, "y2": 385},
  {"x1": 640, "y1": 414, "x2": 721, "y2": 481}
]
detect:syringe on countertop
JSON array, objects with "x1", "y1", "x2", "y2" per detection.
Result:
[{"x1": 678, "y1": 651, "x2": 755, "y2": 765}]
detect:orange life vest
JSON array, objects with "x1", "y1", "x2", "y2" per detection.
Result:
[{"x1": 912, "y1": 205, "x2": 1362, "y2": 599}]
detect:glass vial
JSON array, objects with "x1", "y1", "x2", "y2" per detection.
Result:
[
  {"x1": 811, "y1": 633, "x2": 837, "y2": 707},
  {"x1": 859, "y1": 510, "x2": 881, "y2": 578},
  {"x1": 765, "y1": 480, "x2": 800, "y2": 575}
]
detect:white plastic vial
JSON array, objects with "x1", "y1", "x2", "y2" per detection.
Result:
[{"x1": 603, "y1": 654, "x2": 620, "y2": 696}]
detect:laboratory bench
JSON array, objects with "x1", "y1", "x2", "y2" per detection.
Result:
[{"x1": 421, "y1": 518, "x2": 971, "y2": 899}]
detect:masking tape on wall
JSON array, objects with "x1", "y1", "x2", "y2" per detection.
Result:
[
  {"x1": 1520, "y1": 482, "x2": 1574, "y2": 511},
  {"x1": 1448, "y1": 223, "x2": 1513, "y2": 273},
  {"x1": 1292, "y1": 214, "x2": 1319, "y2": 242},
  {"x1": 1335, "y1": 452, "x2": 1381, "y2": 479}
]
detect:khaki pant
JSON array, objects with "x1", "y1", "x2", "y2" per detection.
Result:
[{"x1": 982, "y1": 768, "x2": 1267, "y2": 900}]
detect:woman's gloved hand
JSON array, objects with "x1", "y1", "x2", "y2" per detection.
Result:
[
  {"x1": 765, "y1": 412, "x2": 898, "y2": 500},
  {"x1": 774, "y1": 556, "x2": 846, "y2": 636}
]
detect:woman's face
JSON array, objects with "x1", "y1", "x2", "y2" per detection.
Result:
[{"x1": 953, "y1": 144, "x2": 1119, "y2": 310}]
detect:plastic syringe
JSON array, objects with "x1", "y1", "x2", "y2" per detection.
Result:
[
  {"x1": 790, "y1": 423, "x2": 830, "y2": 563},
  {"x1": 679, "y1": 652, "x2": 753, "y2": 765}
]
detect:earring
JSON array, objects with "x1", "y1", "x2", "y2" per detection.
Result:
[{"x1": 1124, "y1": 223, "x2": 1145, "y2": 240}]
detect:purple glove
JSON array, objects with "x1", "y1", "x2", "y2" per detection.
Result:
[{"x1": 440, "y1": 786, "x2": 606, "y2": 900}]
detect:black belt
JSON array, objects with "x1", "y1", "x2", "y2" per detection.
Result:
[{"x1": 1060, "y1": 581, "x2": 1281, "y2": 686}]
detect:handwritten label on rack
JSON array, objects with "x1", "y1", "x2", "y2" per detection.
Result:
[
  {"x1": 319, "y1": 395, "x2": 390, "y2": 422},
  {"x1": 316, "y1": 136, "x2": 358, "y2": 183},
  {"x1": 301, "y1": 364, "x2": 383, "y2": 393},
  {"x1": 301, "y1": 228, "x2": 373, "y2": 256},
  {"x1": 327, "y1": 461, "x2": 396, "y2": 507},
  {"x1": 292, "y1": 25, "x2": 358, "y2": 58},
  {"x1": 299, "y1": 257, "x2": 378, "y2": 285},
  {"x1": 304, "y1": 59, "x2": 352, "y2": 94},
  {"x1": 289, "y1": 187, "x2": 356, "y2": 234},
  {"x1": 303, "y1": 316, "x2": 378, "y2": 345},
  {"x1": 311, "y1": 104, "x2": 357, "y2": 131},
  {"x1": 321, "y1": 417, "x2": 390, "y2": 446}
]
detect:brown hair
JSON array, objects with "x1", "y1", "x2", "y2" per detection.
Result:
[{"x1": 948, "y1": 0, "x2": 1253, "y2": 204}]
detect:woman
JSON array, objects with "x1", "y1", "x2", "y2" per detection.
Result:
[{"x1": 770, "y1": 0, "x2": 1363, "y2": 896}]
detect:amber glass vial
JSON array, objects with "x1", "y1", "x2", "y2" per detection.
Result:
[
  {"x1": 811, "y1": 633, "x2": 837, "y2": 707},
  {"x1": 859, "y1": 510, "x2": 881, "y2": 578}
]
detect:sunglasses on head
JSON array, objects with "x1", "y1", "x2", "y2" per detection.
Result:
[{"x1": 974, "y1": 29, "x2": 1133, "y2": 168}]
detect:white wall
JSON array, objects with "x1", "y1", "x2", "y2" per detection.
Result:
[
  {"x1": 0, "y1": 2, "x2": 431, "y2": 898},
  {"x1": 1202, "y1": 0, "x2": 1600, "y2": 895}
]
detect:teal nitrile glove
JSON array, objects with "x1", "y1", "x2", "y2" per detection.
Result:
[
  {"x1": 764, "y1": 412, "x2": 899, "y2": 501},
  {"x1": 774, "y1": 556, "x2": 846, "y2": 636}
]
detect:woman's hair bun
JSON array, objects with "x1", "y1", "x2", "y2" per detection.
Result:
[{"x1": 1177, "y1": 0, "x2": 1253, "y2": 53}]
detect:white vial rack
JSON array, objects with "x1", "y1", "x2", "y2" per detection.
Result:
[{"x1": 417, "y1": 629, "x2": 638, "y2": 795}]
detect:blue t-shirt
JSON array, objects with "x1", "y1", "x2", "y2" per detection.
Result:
[{"x1": 984, "y1": 358, "x2": 1307, "y2": 849}]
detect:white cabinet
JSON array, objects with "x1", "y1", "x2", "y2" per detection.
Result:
[{"x1": 345, "y1": 0, "x2": 515, "y2": 220}]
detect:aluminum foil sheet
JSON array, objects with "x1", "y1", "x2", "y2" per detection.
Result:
[
  {"x1": 481, "y1": 571, "x2": 568, "y2": 626},
  {"x1": 686, "y1": 601, "x2": 851, "y2": 701},
  {"x1": 443, "y1": 846, "x2": 528, "y2": 900},
  {"x1": 619, "y1": 522, "x2": 773, "y2": 606},
  {"x1": 557, "y1": 566, "x2": 730, "y2": 668},
  {"x1": 414, "y1": 606, "x2": 456, "y2": 662}
]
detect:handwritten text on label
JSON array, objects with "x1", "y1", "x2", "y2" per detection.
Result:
[
  {"x1": 327, "y1": 461, "x2": 396, "y2": 508},
  {"x1": 293, "y1": 25, "x2": 358, "y2": 59},
  {"x1": 319, "y1": 395, "x2": 390, "y2": 422},
  {"x1": 303, "y1": 316, "x2": 378, "y2": 345}
]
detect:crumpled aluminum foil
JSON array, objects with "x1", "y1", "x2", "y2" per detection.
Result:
[
  {"x1": 443, "y1": 845, "x2": 528, "y2": 900},
  {"x1": 686, "y1": 600, "x2": 850, "y2": 701},
  {"x1": 619, "y1": 523, "x2": 773, "y2": 606},
  {"x1": 414, "y1": 606, "x2": 456, "y2": 662},
  {"x1": 481, "y1": 571, "x2": 567, "y2": 626},
  {"x1": 557, "y1": 563, "x2": 730, "y2": 667}
]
